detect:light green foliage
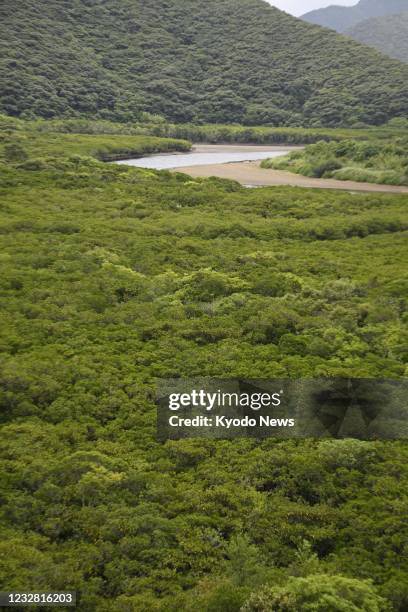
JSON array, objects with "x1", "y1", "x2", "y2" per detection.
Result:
[
  {"x1": 241, "y1": 574, "x2": 389, "y2": 611},
  {"x1": 261, "y1": 137, "x2": 408, "y2": 186},
  {"x1": 0, "y1": 119, "x2": 407, "y2": 610},
  {"x1": 0, "y1": 127, "x2": 190, "y2": 163}
]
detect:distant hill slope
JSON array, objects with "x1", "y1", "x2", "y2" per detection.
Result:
[
  {"x1": 1, "y1": 0, "x2": 408, "y2": 126},
  {"x1": 345, "y1": 13, "x2": 408, "y2": 63},
  {"x1": 302, "y1": 0, "x2": 407, "y2": 33}
]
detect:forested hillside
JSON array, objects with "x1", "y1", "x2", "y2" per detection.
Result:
[
  {"x1": 345, "y1": 13, "x2": 408, "y2": 63},
  {"x1": 302, "y1": 0, "x2": 406, "y2": 32},
  {"x1": 1, "y1": 119, "x2": 408, "y2": 610},
  {"x1": 1, "y1": 0, "x2": 408, "y2": 126}
]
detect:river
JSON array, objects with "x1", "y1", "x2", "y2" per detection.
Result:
[
  {"x1": 115, "y1": 144, "x2": 408, "y2": 194},
  {"x1": 115, "y1": 144, "x2": 296, "y2": 170}
]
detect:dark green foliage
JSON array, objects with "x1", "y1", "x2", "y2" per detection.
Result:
[
  {"x1": 0, "y1": 120, "x2": 407, "y2": 610},
  {"x1": 149, "y1": 123, "x2": 377, "y2": 144},
  {"x1": 1, "y1": 0, "x2": 408, "y2": 126},
  {"x1": 310, "y1": 160, "x2": 343, "y2": 179},
  {"x1": 4, "y1": 143, "x2": 28, "y2": 162}
]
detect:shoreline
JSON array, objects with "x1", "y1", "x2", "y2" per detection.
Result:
[{"x1": 171, "y1": 160, "x2": 408, "y2": 194}]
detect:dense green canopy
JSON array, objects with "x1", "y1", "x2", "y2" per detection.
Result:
[
  {"x1": 1, "y1": 0, "x2": 408, "y2": 126},
  {"x1": 1, "y1": 120, "x2": 408, "y2": 610}
]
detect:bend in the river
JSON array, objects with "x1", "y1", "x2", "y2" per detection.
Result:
[{"x1": 116, "y1": 144, "x2": 408, "y2": 194}]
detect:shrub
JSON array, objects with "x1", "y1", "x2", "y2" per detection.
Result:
[
  {"x1": 18, "y1": 158, "x2": 48, "y2": 171},
  {"x1": 4, "y1": 143, "x2": 28, "y2": 162},
  {"x1": 241, "y1": 574, "x2": 389, "y2": 612},
  {"x1": 311, "y1": 160, "x2": 342, "y2": 178}
]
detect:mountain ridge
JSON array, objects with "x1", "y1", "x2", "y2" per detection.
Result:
[
  {"x1": 302, "y1": 0, "x2": 407, "y2": 33},
  {"x1": 345, "y1": 12, "x2": 408, "y2": 63}
]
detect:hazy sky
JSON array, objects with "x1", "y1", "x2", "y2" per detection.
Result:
[{"x1": 266, "y1": 0, "x2": 358, "y2": 17}]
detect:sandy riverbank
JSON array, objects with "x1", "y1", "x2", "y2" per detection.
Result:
[{"x1": 172, "y1": 159, "x2": 408, "y2": 194}]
